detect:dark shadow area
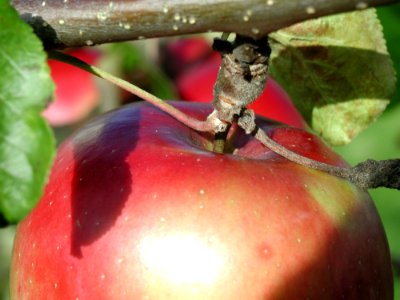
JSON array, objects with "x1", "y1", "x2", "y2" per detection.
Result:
[
  {"x1": 392, "y1": 256, "x2": 400, "y2": 277},
  {"x1": 266, "y1": 192, "x2": 393, "y2": 299},
  {"x1": 0, "y1": 214, "x2": 7, "y2": 228},
  {"x1": 19, "y1": 13, "x2": 61, "y2": 49},
  {"x1": 269, "y1": 45, "x2": 395, "y2": 125},
  {"x1": 70, "y1": 107, "x2": 140, "y2": 257}
]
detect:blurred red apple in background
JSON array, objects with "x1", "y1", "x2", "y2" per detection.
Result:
[
  {"x1": 164, "y1": 37, "x2": 212, "y2": 76},
  {"x1": 42, "y1": 49, "x2": 100, "y2": 126}
]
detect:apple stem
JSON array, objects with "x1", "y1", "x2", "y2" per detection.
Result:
[
  {"x1": 213, "y1": 124, "x2": 231, "y2": 153},
  {"x1": 47, "y1": 50, "x2": 218, "y2": 133}
]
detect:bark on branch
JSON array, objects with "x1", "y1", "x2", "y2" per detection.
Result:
[{"x1": 12, "y1": 0, "x2": 400, "y2": 49}]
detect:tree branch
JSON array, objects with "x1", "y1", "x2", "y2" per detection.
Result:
[{"x1": 12, "y1": 0, "x2": 400, "y2": 49}]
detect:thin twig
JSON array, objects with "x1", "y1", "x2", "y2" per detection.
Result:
[
  {"x1": 252, "y1": 125, "x2": 400, "y2": 190},
  {"x1": 254, "y1": 127, "x2": 352, "y2": 178},
  {"x1": 48, "y1": 51, "x2": 215, "y2": 132}
]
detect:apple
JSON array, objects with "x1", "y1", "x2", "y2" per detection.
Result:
[
  {"x1": 11, "y1": 102, "x2": 392, "y2": 299},
  {"x1": 166, "y1": 38, "x2": 306, "y2": 128},
  {"x1": 163, "y1": 37, "x2": 213, "y2": 77},
  {"x1": 42, "y1": 49, "x2": 100, "y2": 126}
]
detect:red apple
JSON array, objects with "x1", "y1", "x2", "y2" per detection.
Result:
[
  {"x1": 174, "y1": 47, "x2": 306, "y2": 129},
  {"x1": 11, "y1": 102, "x2": 392, "y2": 299},
  {"x1": 42, "y1": 49, "x2": 100, "y2": 126},
  {"x1": 164, "y1": 37, "x2": 213, "y2": 76}
]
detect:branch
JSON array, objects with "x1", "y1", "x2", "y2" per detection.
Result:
[{"x1": 12, "y1": 0, "x2": 400, "y2": 49}]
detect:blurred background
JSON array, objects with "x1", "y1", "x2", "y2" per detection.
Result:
[{"x1": 1, "y1": 4, "x2": 399, "y2": 299}]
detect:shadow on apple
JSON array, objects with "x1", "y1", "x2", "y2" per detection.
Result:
[{"x1": 70, "y1": 108, "x2": 140, "y2": 257}]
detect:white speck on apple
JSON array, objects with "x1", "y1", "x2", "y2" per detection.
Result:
[{"x1": 116, "y1": 258, "x2": 124, "y2": 264}]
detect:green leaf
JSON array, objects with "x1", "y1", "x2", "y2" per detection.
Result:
[
  {"x1": 377, "y1": 3, "x2": 400, "y2": 110},
  {"x1": 0, "y1": 0, "x2": 55, "y2": 223},
  {"x1": 269, "y1": 8, "x2": 396, "y2": 146}
]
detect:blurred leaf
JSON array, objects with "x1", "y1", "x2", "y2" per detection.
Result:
[
  {"x1": 269, "y1": 8, "x2": 396, "y2": 146},
  {"x1": 108, "y1": 42, "x2": 177, "y2": 100},
  {"x1": 377, "y1": 3, "x2": 400, "y2": 110},
  {"x1": 0, "y1": 226, "x2": 15, "y2": 300},
  {"x1": 0, "y1": 0, "x2": 55, "y2": 223}
]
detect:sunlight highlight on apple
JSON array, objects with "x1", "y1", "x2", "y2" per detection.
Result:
[{"x1": 139, "y1": 234, "x2": 226, "y2": 285}]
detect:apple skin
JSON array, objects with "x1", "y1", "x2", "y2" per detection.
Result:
[
  {"x1": 176, "y1": 51, "x2": 306, "y2": 129},
  {"x1": 11, "y1": 102, "x2": 392, "y2": 299},
  {"x1": 42, "y1": 49, "x2": 100, "y2": 126}
]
